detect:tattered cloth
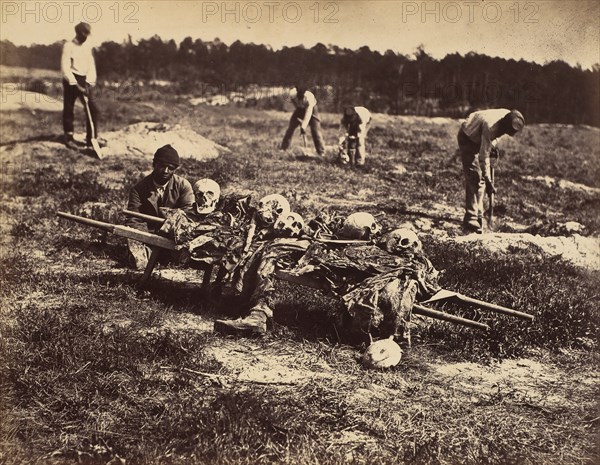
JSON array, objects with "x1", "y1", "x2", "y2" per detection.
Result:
[
  {"x1": 159, "y1": 195, "x2": 257, "y2": 270},
  {"x1": 157, "y1": 200, "x2": 440, "y2": 337},
  {"x1": 287, "y1": 242, "x2": 441, "y2": 336},
  {"x1": 229, "y1": 238, "x2": 312, "y2": 299}
]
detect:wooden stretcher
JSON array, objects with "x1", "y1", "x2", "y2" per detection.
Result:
[{"x1": 58, "y1": 210, "x2": 535, "y2": 332}]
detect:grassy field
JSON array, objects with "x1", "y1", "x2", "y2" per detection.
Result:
[{"x1": 1, "y1": 91, "x2": 599, "y2": 464}]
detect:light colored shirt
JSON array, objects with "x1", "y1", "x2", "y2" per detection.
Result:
[
  {"x1": 153, "y1": 180, "x2": 169, "y2": 202},
  {"x1": 461, "y1": 108, "x2": 509, "y2": 178},
  {"x1": 291, "y1": 90, "x2": 317, "y2": 130},
  {"x1": 61, "y1": 38, "x2": 97, "y2": 85},
  {"x1": 341, "y1": 106, "x2": 372, "y2": 135}
]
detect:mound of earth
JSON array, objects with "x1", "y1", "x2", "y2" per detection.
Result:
[
  {"x1": 522, "y1": 175, "x2": 600, "y2": 196},
  {"x1": 0, "y1": 84, "x2": 62, "y2": 112},
  {"x1": 101, "y1": 122, "x2": 230, "y2": 161},
  {"x1": 450, "y1": 232, "x2": 600, "y2": 271},
  {"x1": 372, "y1": 113, "x2": 456, "y2": 126}
]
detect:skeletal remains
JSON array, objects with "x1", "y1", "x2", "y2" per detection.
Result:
[
  {"x1": 274, "y1": 211, "x2": 305, "y2": 237},
  {"x1": 379, "y1": 227, "x2": 423, "y2": 254},
  {"x1": 362, "y1": 336, "x2": 403, "y2": 369},
  {"x1": 256, "y1": 193, "x2": 290, "y2": 226},
  {"x1": 193, "y1": 178, "x2": 221, "y2": 214},
  {"x1": 339, "y1": 212, "x2": 381, "y2": 240},
  {"x1": 57, "y1": 179, "x2": 535, "y2": 370}
]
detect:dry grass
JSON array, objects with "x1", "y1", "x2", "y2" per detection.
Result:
[{"x1": 1, "y1": 95, "x2": 599, "y2": 464}]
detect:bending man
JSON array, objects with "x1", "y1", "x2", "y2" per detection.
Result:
[
  {"x1": 457, "y1": 109, "x2": 524, "y2": 233},
  {"x1": 340, "y1": 106, "x2": 372, "y2": 166},
  {"x1": 280, "y1": 85, "x2": 326, "y2": 157}
]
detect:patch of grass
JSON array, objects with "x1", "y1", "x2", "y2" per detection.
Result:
[
  {"x1": 13, "y1": 164, "x2": 111, "y2": 207},
  {"x1": 2, "y1": 98, "x2": 600, "y2": 465},
  {"x1": 1, "y1": 251, "x2": 598, "y2": 464},
  {"x1": 421, "y1": 239, "x2": 600, "y2": 360}
]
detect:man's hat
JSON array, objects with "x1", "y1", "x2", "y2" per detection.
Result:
[
  {"x1": 153, "y1": 144, "x2": 180, "y2": 166},
  {"x1": 510, "y1": 110, "x2": 525, "y2": 132},
  {"x1": 75, "y1": 22, "x2": 91, "y2": 36}
]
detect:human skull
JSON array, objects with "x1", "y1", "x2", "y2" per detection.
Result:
[
  {"x1": 339, "y1": 212, "x2": 381, "y2": 240},
  {"x1": 193, "y1": 178, "x2": 220, "y2": 214},
  {"x1": 274, "y1": 212, "x2": 305, "y2": 237},
  {"x1": 361, "y1": 336, "x2": 402, "y2": 369},
  {"x1": 256, "y1": 194, "x2": 290, "y2": 226},
  {"x1": 380, "y1": 227, "x2": 422, "y2": 255}
]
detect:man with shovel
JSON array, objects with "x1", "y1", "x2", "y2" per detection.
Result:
[
  {"x1": 280, "y1": 85, "x2": 326, "y2": 158},
  {"x1": 61, "y1": 22, "x2": 102, "y2": 154},
  {"x1": 457, "y1": 109, "x2": 524, "y2": 233}
]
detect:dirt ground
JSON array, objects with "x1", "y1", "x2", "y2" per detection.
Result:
[{"x1": 1, "y1": 95, "x2": 598, "y2": 464}]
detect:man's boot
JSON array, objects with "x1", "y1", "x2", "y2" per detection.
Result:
[
  {"x1": 462, "y1": 218, "x2": 482, "y2": 234},
  {"x1": 64, "y1": 133, "x2": 79, "y2": 150},
  {"x1": 214, "y1": 309, "x2": 269, "y2": 337}
]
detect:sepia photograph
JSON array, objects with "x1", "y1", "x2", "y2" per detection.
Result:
[{"x1": 1, "y1": 1, "x2": 598, "y2": 463}]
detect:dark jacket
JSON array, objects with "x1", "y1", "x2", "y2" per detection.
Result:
[{"x1": 126, "y1": 173, "x2": 194, "y2": 231}]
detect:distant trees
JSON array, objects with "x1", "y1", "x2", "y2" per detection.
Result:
[
  {"x1": 1, "y1": 37, "x2": 598, "y2": 126},
  {"x1": 0, "y1": 40, "x2": 62, "y2": 70}
]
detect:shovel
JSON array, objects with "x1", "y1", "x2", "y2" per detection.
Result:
[
  {"x1": 487, "y1": 165, "x2": 495, "y2": 228},
  {"x1": 82, "y1": 93, "x2": 103, "y2": 159},
  {"x1": 294, "y1": 118, "x2": 313, "y2": 158},
  {"x1": 422, "y1": 289, "x2": 534, "y2": 321}
]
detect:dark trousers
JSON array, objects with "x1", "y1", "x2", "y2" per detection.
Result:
[
  {"x1": 281, "y1": 108, "x2": 325, "y2": 156},
  {"x1": 457, "y1": 129, "x2": 485, "y2": 224},
  {"x1": 63, "y1": 74, "x2": 98, "y2": 142}
]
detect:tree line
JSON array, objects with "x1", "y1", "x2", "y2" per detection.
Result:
[{"x1": 1, "y1": 37, "x2": 598, "y2": 126}]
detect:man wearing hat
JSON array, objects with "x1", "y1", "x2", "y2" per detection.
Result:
[
  {"x1": 280, "y1": 85, "x2": 326, "y2": 157},
  {"x1": 61, "y1": 22, "x2": 100, "y2": 150},
  {"x1": 125, "y1": 144, "x2": 195, "y2": 269},
  {"x1": 457, "y1": 108, "x2": 525, "y2": 233},
  {"x1": 339, "y1": 106, "x2": 372, "y2": 166}
]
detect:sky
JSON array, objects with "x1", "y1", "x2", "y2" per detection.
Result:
[{"x1": 1, "y1": 0, "x2": 599, "y2": 69}]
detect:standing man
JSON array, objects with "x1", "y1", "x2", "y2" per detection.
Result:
[
  {"x1": 340, "y1": 106, "x2": 372, "y2": 166},
  {"x1": 126, "y1": 144, "x2": 194, "y2": 269},
  {"x1": 280, "y1": 85, "x2": 326, "y2": 157},
  {"x1": 61, "y1": 22, "x2": 99, "y2": 150},
  {"x1": 457, "y1": 109, "x2": 524, "y2": 233}
]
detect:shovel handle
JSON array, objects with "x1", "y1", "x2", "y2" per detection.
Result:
[
  {"x1": 82, "y1": 94, "x2": 103, "y2": 159},
  {"x1": 413, "y1": 304, "x2": 489, "y2": 330},
  {"x1": 453, "y1": 293, "x2": 534, "y2": 321},
  {"x1": 296, "y1": 118, "x2": 307, "y2": 147},
  {"x1": 487, "y1": 166, "x2": 495, "y2": 226}
]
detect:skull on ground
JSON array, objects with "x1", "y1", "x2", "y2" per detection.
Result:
[
  {"x1": 256, "y1": 194, "x2": 290, "y2": 226},
  {"x1": 339, "y1": 212, "x2": 381, "y2": 240},
  {"x1": 379, "y1": 227, "x2": 422, "y2": 255},
  {"x1": 193, "y1": 178, "x2": 220, "y2": 214},
  {"x1": 361, "y1": 336, "x2": 402, "y2": 369},
  {"x1": 274, "y1": 212, "x2": 305, "y2": 237}
]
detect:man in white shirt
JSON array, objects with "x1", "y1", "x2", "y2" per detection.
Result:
[
  {"x1": 457, "y1": 109, "x2": 525, "y2": 233},
  {"x1": 61, "y1": 22, "x2": 99, "y2": 150},
  {"x1": 280, "y1": 86, "x2": 325, "y2": 157},
  {"x1": 340, "y1": 106, "x2": 372, "y2": 166}
]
